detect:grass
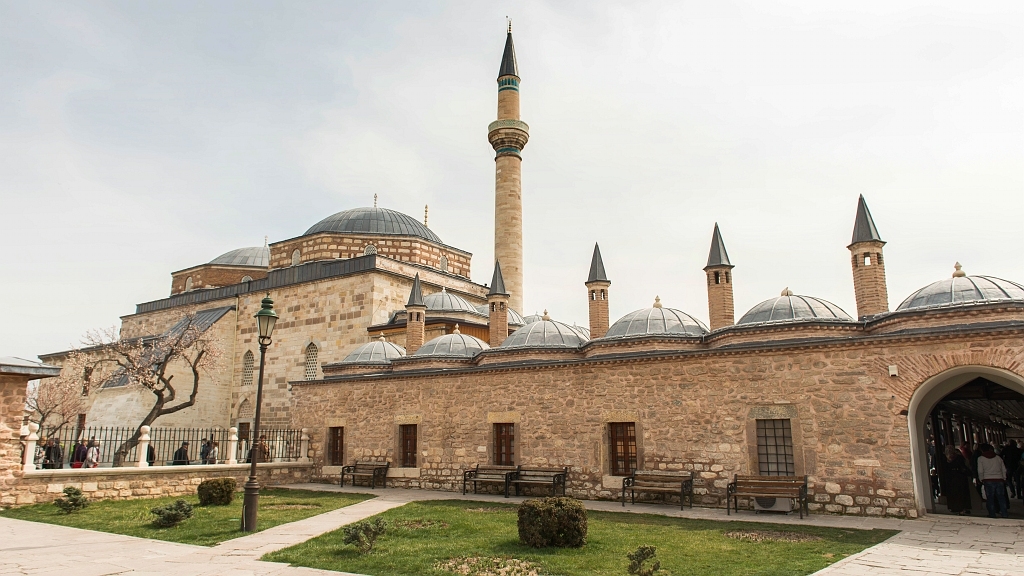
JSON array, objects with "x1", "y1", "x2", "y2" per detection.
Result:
[
  {"x1": 0, "y1": 488, "x2": 373, "y2": 547},
  {"x1": 263, "y1": 500, "x2": 897, "y2": 576}
]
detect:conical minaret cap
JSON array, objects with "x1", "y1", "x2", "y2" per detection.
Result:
[
  {"x1": 488, "y1": 261, "x2": 509, "y2": 296},
  {"x1": 498, "y1": 28, "x2": 518, "y2": 78},
  {"x1": 704, "y1": 223, "x2": 733, "y2": 269},
  {"x1": 587, "y1": 243, "x2": 610, "y2": 283},
  {"x1": 850, "y1": 195, "x2": 884, "y2": 245},
  {"x1": 407, "y1": 273, "x2": 425, "y2": 307}
]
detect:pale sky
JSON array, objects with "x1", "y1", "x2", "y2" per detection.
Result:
[{"x1": 2, "y1": 1, "x2": 1022, "y2": 358}]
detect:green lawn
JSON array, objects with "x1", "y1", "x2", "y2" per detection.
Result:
[
  {"x1": 263, "y1": 500, "x2": 896, "y2": 576},
  {"x1": 0, "y1": 488, "x2": 373, "y2": 547}
]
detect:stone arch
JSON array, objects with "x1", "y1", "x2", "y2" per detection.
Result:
[
  {"x1": 906, "y1": 364, "x2": 1024, "y2": 514},
  {"x1": 237, "y1": 398, "x2": 254, "y2": 419}
]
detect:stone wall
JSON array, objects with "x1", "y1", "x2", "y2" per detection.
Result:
[
  {"x1": 0, "y1": 375, "x2": 27, "y2": 506},
  {"x1": 171, "y1": 265, "x2": 269, "y2": 295},
  {"x1": 269, "y1": 233, "x2": 472, "y2": 278},
  {"x1": 2, "y1": 462, "x2": 312, "y2": 507}
]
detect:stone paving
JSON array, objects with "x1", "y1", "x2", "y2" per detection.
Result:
[{"x1": 1, "y1": 484, "x2": 1022, "y2": 575}]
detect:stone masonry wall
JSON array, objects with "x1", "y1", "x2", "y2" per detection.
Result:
[
  {"x1": 269, "y1": 233, "x2": 472, "y2": 278},
  {"x1": 0, "y1": 375, "x2": 28, "y2": 506},
  {"x1": 171, "y1": 266, "x2": 269, "y2": 295}
]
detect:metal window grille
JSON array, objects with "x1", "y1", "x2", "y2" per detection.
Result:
[
  {"x1": 241, "y1": 350, "x2": 254, "y2": 386},
  {"x1": 363, "y1": 244, "x2": 377, "y2": 255},
  {"x1": 756, "y1": 419, "x2": 795, "y2": 476},
  {"x1": 399, "y1": 424, "x2": 417, "y2": 467},
  {"x1": 304, "y1": 343, "x2": 319, "y2": 381},
  {"x1": 328, "y1": 426, "x2": 344, "y2": 466},
  {"x1": 494, "y1": 423, "x2": 514, "y2": 466},
  {"x1": 609, "y1": 422, "x2": 637, "y2": 476}
]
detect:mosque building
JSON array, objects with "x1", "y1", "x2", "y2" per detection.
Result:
[{"x1": 41, "y1": 28, "x2": 1024, "y2": 518}]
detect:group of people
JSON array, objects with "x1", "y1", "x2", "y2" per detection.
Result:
[
  {"x1": 33, "y1": 437, "x2": 101, "y2": 469},
  {"x1": 940, "y1": 439, "x2": 1023, "y2": 518},
  {"x1": 170, "y1": 438, "x2": 220, "y2": 465}
]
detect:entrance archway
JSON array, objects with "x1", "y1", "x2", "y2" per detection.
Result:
[{"x1": 907, "y1": 366, "x2": 1024, "y2": 515}]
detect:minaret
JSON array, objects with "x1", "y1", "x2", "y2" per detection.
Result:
[
  {"x1": 488, "y1": 23, "x2": 529, "y2": 313},
  {"x1": 487, "y1": 261, "x2": 510, "y2": 347},
  {"x1": 704, "y1": 223, "x2": 735, "y2": 330},
  {"x1": 405, "y1": 273, "x2": 426, "y2": 354},
  {"x1": 849, "y1": 195, "x2": 889, "y2": 318},
  {"x1": 585, "y1": 243, "x2": 611, "y2": 339}
]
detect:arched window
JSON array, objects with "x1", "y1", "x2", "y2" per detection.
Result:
[
  {"x1": 439, "y1": 255, "x2": 448, "y2": 272},
  {"x1": 291, "y1": 249, "x2": 301, "y2": 266},
  {"x1": 241, "y1": 350, "x2": 254, "y2": 386},
  {"x1": 304, "y1": 343, "x2": 319, "y2": 381},
  {"x1": 237, "y1": 398, "x2": 254, "y2": 419},
  {"x1": 184, "y1": 276, "x2": 193, "y2": 291},
  {"x1": 241, "y1": 275, "x2": 253, "y2": 283},
  {"x1": 363, "y1": 244, "x2": 377, "y2": 256}
]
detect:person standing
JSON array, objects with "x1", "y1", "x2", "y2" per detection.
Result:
[
  {"x1": 206, "y1": 441, "x2": 219, "y2": 464},
  {"x1": 43, "y1": 438, "x2": 64, "y2": 469},
  {"x1": 199, "y1": 438, "x2": 210, "y2": 465},
  {"x1": 1001, "y1": 439, "x2": 1020, "y2": 498},
  {"x1": 147, "y1": 443, "x2": 156, "y2": 467},
  {"x1": 943, "y1": 445, "x2": 973, "y2": 516},
  {"x1": 70, "y1": 439, "x2": 88, "y2": 468},
  {"x1": 84, "y1": 440, "x2": 100, "y2": 468},
  {"x1": 977, "y1": 443, "x2": 1009, "y2": 518},
  {"x1": 172, "y1": 441, "x2": 190, "y2": 465},
  {"x1": 33, "y1": 437, "x2": 46, "y2": 469}
]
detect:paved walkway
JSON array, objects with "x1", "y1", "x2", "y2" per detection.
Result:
[{"x1": 1, "y1": 484, "x2": 1022, "y2": 575}]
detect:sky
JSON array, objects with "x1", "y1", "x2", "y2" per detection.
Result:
[{"x1": 1, "y1": 1, "x2": 1022, "y2": 358}]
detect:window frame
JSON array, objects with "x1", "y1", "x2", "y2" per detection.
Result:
[
  {"x1": 241, "y1": 350, "x2": 254, "y2": 386},
  {"x1": 493, "y1": 423, "x2": 515, "y2": 466},
  {"x1": 608, "y1": 422, "x2": 637, "y2": 476},
  {"x1": 755, "y1": 418, "x2": 795, "y2": 476},
  {"x1": 304, "y1": 343, "x2": 319, "y2": 381}
]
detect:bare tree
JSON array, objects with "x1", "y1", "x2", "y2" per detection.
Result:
[{"x1": 25, "y1": 352, "x2": 86, "y2": 432}]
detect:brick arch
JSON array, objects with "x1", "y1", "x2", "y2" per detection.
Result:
[{"x1": 886, "y1": 345, "x2": 1024, "y2": 411}]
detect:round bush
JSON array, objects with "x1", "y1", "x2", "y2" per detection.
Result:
[
  {"x1": 197, "y1": 477, "x2": 236, "y2": 506},
  {"x1": 517, "y1": 497, "x2": 587, "y2": 548}
]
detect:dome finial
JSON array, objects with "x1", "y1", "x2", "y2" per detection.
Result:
[
  {"x1": 542, "y1": 309, "x2": 550, "y2": 321},
  {"x1": 263, "y1": 235, "x2": 268, "y2": 248},
  {"x1": 507, "y1": 16, "x2": 511, "y2": 34},
  {"x1": 424, "y1": 204, "x2": 429, "y2": 227},
  {"x1": 653, "y1": 296, "x2": 662, "y2": 308},
  {"x1": 453, "y1": 323, "x2": 461, "y2": 334},
  {"x1": 953, "y1": 262, "x2": 966, "y2": 278},
  {"x1": 781, "y1": 287, "x2": 793, "y2": 296},
  {"x1": 378, "y1": 333, "x2": 386, "y2": 342},
  {"x1": 373, "y1": 193, "x2": 378, "y2": 208}
]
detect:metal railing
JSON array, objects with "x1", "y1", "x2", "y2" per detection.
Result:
[{"x1": 36, "y1": 426, "x2": 304, "y2": 468}]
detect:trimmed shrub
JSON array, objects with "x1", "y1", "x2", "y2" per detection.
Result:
[
  {"x1": 151, "y1": 500, "x2": 194, "y2": 528},
  {"x1": 517, "y1": 497, "x2": 587, "y2": 548},
  {"x1": 343, "y1": 518, "x2": 388, "y2": 554},
  {"x1": 197, "y1": 477, "x2": 236, "y2": 506},
  {"x1": 53, "y1": 487, "x2": 88, "y2": 514},
  {"x1": 627, "y1": 545, "x2": 661, "y2": 576}
]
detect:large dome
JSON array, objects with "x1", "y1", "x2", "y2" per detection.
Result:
[
  {"x1": 500, "y1": 319, "x2": 588, "y2": 349},
  {"x1": 341, "y1": 337, "x2": 406, "y2": 364},
  {"x1": 604, "y1": 298, "x2": 709, "y2": 338},
  {"x1": 209, "y1": 246, "x2": 270, "y2": 267},
  {"x1": 424, "y1": 288, "x2": 480, "y2": 314},
  {"x1": 897, "y1": 265, "x2": 1024, "y2": 311},
  {"x1": 413, "y1": 328, "x2": 489, "y2": 358},
  {"x1": 738, "y1": 290, "x2": 854, "y2": 325},
  {"x1": 305, "y1": 207, "x2": 442, "y2": 244}
]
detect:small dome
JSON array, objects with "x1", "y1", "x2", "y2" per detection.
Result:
[
  {"x1": 605, "y1": 299, "x2": 709, "y2": 338},
  {"x1": 305, "y1": 207, "x2": 442, "y2": 244},
  {"x1": 423, "y1": 288, "x2": 481, "y2": 314},
  {"x1": 209, "y1": 246, "x2": 270, "y2": 267},
  {"x1": 500, "y1": 319, "x2": 588, "y2": 349},
  {"x1": 341, "y1": 337, "x2": 406, "y2": 364},
  {"x1": 414, "y1": 326, "x2": 489, "y2": 358},
  {"x1": 897, "y1": 265, "x2": 1024, "y2": 311},
  {"x1": 738, "y1": 292, "x2": 854, "y2": 325},
  {"x1": 474, "y1": 304, "x2": 526, "y2": 325}
]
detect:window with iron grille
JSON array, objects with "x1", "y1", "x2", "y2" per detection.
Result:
[
  {"x1": 494, "y1": 423, "x2": 514, "y2": 466},
  {"x1": 328, "y1": 426, "x2": 344, "y2": 466},
  {"x1": 399, "y1": 424, "x2": 417, "y2": 467},
  {"x1": 241, "y1": 350, "x2": 254, "y2": 386},
  {"x1": 756, "y1": 419, "x2": 795, "y2": 476},
  {"x1": 609, "y1": 422, "x2": 637, "y2": 476},
  {"x1": 304, "y1": 343, "x2": 319, "y2": 381}
]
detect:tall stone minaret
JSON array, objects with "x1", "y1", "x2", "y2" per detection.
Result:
[
  {"x1": 488, "y1": 23, "x2": 529, "y2": 313},
  {"x1": 849, "y1": 195, "x2": 889, "y2": 318}
]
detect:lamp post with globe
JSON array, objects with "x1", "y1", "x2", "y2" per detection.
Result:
[{"x1": 242, "y1": 294, "x2": 278, "y2": 532}]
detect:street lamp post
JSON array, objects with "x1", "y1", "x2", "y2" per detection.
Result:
[{"x1": 242, "y1": 294, "x2": 278, "y2": 532}]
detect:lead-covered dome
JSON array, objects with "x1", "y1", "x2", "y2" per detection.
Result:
[
  {"x1": 305, "y1": 207, "x2": 442, "y2": 244},
  {"x1": 424, "y1": 288, "x2": 480, "y2": 314},
  {"x1": 604, "y1": 298, "x2": 709, "y2": 338},
  {"x1": 738, "y1": 289, "x2": 853, "y2": 325},
  {"x1": 897, "y1": 264, "x2": 1024, "y2": 311},
  {"x1": 341, "y1": 337, "x2": 406, "y2": 364},
  {"x1": 500, "y1": 317, "x2": 588, "y2": 349},
  {"x1": 413, "y1": 327, "x2": 489, "y2": 358},
  {"x1": 209, "y1": 246, "x2": 270, "y2": 267},
  {"x1": 474, "y1": 304, "x2": 526, "y2": 325}
]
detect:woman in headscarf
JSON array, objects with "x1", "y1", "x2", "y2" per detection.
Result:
[{"x1": 944, "y1": 444, "x2": 973, "y2": 515}]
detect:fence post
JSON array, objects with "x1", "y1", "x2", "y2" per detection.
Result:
[
  {"x1": 227, "y1": 427, "x2": 238, "y2": 465},
  {"x1": 136, "y1": 425, "x2": 150, "y2": 468},
  {"x1": 300, "y1": 428, "x2": 310, "y2": 463},
  {"x1": 22, "y1": 422, "x2": 39, "y2": 472}
]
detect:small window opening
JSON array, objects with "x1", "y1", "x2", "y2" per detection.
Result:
[
  {"x1": 241, "y1": 350, "x2": 254, "y2": 386},
  {"x1": 184, "y1": 276, "x2": 193, "y2": 291},
  {"x1": 714, "y1": 271, "x2": 721, "y2": 284},
  {"x1": 363, "y1": 244, "x2": 377, "y2": 256},
  {"x1": 399, "y1": 424, "x2": 417, "y2": 467},
  {"x1": 756, "y1": 419, "x2": 795, "y2": 476},
  {"x1": 291, "y1": 249, "x2": 301, "y2": 266},
  {"x1": 863, "y1": 253, "x2": 871, "y2": 266},
  {"x1": 304, "y1": 343, "x2": 319, "y2": 381},
  {"x1": 439, "y1": 255, "x2": 448, "y2": 272},
  {"x1": 609, "y1": 422, "x2": 637, "y2": 476},
  {"x1": 494, "y1": 423, "x2": 515, "y2": 466},
  {"x1": 725, "y1": 271, "x2": 730, "y2": 283},
  {"x1": 241, "y1": 275, "x2": 253, "y2": 283},
  {"x1": 328, "y1": 427, "x2": 344, "y2": 466}
]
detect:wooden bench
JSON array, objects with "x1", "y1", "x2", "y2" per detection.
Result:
[
  {"x1": 622, "y1": 471, "x2": 694, "y2": 510},
  {"x1": 509, "y1": 466, "x2": 569, "y2": 497},
  {"x1": 727, "y1": 475, "x2": 808, "y2": 518},
  {"x1": 340, "y1": 461, "x2": 390, "y2": 489},
  {"x1": 463, "y1": 465, "x2": 517, "y2": 497}
]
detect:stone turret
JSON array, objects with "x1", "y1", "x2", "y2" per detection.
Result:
[
  {"x1": 488, "y1": 23, "x2": 529, "y2": 313},
  {"x1": 704, "y1": 223, "x2": 735, "y2": 330},
  {"x1": 585, "y1": 243, "x2": 611, "y2": 339},
  {"x1": 487, "y1": 261, "x2": 510, "y2": 347},
  {"x1": 405, "y1": 273, "x2": 426, "y2": 354},
  {"x1": 848, "y1": 195, "x2": 889, "y2": 318}
]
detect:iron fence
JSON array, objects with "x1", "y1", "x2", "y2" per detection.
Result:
[{"x1": 36, "y1": 426, "x2": 304, "y2": 468}]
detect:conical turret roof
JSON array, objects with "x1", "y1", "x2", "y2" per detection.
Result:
[
  {"x1": 587, "y1": 243, "x2": 609, "y2": 283},
  {"x1": 850, "y1": 195, "x2": 884, "y2": 245},
  {"x1": 705, "y1": 223, "x2": 733, "y2": 269},
  {"x1": 407, "y1": 273, "x2": 424, "y2": 307},
  {"x1": 498, "y1": 28, "x2": 518, "y2": 78},
  {"x1": 488, "y1": 261, "x2": 509, "y2": 296}
]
